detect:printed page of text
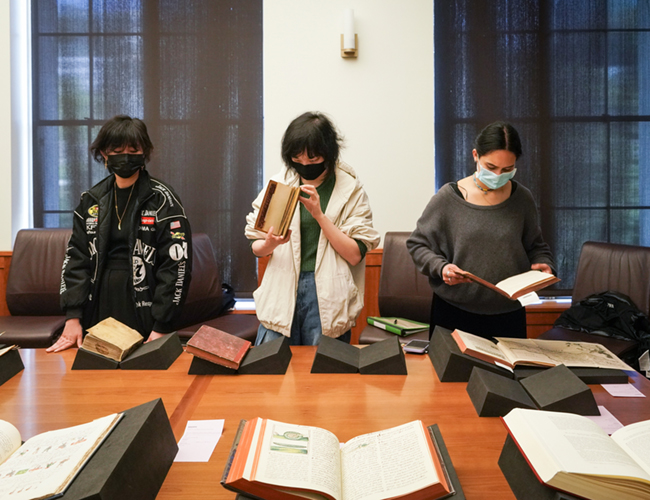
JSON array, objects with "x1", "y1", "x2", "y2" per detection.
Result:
[
  {"x1": 340, "y1": 421, "x2": 438, "y2": 500},
  {"x1": 505, "y1": 409, "x2": 650, "y2": 483},
  {"x1": 0, "y1": 420, "x2": 21, "y2": 465}
]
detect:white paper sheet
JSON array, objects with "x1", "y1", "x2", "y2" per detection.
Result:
[
  {"x1": 586, "y1": 406, "x2": 625, "y2": 435},
  {"x1": 174, "y1": 419, "x2": 225, "y2": 462},
  {"x1": 602, "y1": 384, "x2": 646, "y2": 398}
]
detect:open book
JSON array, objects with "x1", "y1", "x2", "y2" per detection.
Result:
[
  {"x1": 457, "y1": 269, "x2": 559, "y2": 300},
  {"x1": 503, "y1": 408, "x2": 650, "y2": 500},
  {"x1": 0, "y1": 413, "x2": 122, "y2": 500},
  {"x1": 255, "y1": 180, "x2": 301, "y2": 237},
  {"x1": 81, "y1": 317, "x2": 143, "y2": 362},
  {"x1": 366, "y1": 317, "x2": 429, "y2": 337},
  {"x1": 222, "y1": 418, "x2": 453, "y2": 500},
  {"x1": 452, "y1": 329, "x2": 632, "y2": 371}
]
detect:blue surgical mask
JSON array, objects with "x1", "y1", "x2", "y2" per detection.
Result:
[{"x1": 476, "y1": 161, "x2": 516, "y2": 190}]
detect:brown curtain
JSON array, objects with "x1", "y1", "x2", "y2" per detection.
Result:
[
  {"x1": 435, "y1": 0, "x2": 650, "y2": 291},
  {"x1": 32, "y1": 0, "x2": 262, "y2": 293}
]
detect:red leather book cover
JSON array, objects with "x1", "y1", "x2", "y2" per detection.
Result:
[{"x1": 185, "y1": 325, "x2": 251, "y2": 369}]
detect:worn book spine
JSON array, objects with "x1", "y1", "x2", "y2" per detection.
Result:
[{"x1": 255, "y1": 181, "x2": 278, "y2": 231}]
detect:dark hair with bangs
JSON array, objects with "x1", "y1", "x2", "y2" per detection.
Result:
[
  {"x1": 281, "y1": 112, "x2": 342, "y2": 174},
  {"x1": 90, "y1": 114, "x2": 154, "y2": 163},
  {"x1": 474, "y1": 121, "x2": 523, "y2": 160}
]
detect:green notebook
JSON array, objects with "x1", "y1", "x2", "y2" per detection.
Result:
[{"x1": 366, "y1": 317, "x2": 429, "y2": 337}]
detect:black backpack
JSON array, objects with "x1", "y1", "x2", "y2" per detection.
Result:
[{"x1": 554, "y1": 290, "x2": 650, "y2": 369}]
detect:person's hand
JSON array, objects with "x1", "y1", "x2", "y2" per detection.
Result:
[
  {"x1": 531, "y1": 263, "x2": 553, "y2": 274},
  {"x1": 145, "y1": 331, "x2": 165, "y2": 343},
  {"x1": 46, "y1": 318, "x2": 83, "y2": 353},
  {"x1": 442, "y1": 264, "x2": 472, "y2": 286},
  {"x1": 299, "y1": 185, "x2": 323, "y2": 219},
  {"x1": 252, "y1": 227, "x2": 292, "y2": 257}
]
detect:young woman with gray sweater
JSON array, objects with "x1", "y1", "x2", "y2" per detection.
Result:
[{"x1": 407, "y1": 121, "x2": 555, "y2": 339}]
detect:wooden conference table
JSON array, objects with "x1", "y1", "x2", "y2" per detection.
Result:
[{"x1": 1, "y1": 348, "x2": 650, "y2": 500}]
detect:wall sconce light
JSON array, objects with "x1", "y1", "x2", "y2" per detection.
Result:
[{"x1": 341, "y1": 9, "x2": 358, "y2": 58}]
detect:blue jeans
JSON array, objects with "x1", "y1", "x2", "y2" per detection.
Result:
[{"x1": 255, "y1": 271, "x2": 351, "y2": 346}]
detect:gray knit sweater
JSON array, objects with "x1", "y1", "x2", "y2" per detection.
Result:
[{"x1": 407, "y1": 182, "x2": 556, "y2": 315}]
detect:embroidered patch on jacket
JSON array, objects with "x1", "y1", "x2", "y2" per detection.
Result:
[
  {"x1": 88, "y1": 205, "x2": 99, "y2": 217},
  {"x1": 141, "y1": 216, "x2": 155, "y2": 225},
  {"x1": 170, "y1": 220, "x2": 181, "y2": 230}
]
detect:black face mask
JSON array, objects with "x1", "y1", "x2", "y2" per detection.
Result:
[
  {"x1": 292, "y1": 161, "x2": 326, "y2": 181},
  {"x1": 106, "y1": 154, "x2": 145, "y2": 178}
]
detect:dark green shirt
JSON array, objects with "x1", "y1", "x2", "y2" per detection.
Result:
[{"x1": 300, "y1": 174, "x2": 367, "y2": 271}]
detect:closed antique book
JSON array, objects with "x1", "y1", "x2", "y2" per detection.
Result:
[
  {"x1": 185, "y1": 325, "x2": 251, "y2": 370},
  {"x1": 254, "y1": 180, "x2": 300, "y2": 237},
  {"x1": 82, "y1": 317, "x2": 143, "y2": 362}
]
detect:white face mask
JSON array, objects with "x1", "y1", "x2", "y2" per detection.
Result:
[{"x1": 476, "y1": 161, "x2": 516, "y2": 190}]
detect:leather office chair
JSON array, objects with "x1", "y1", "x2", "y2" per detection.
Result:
[
  {"x1": 0, "y1": 228, "x2": 71, "y2": 347},
  {"x1": 538, "y1": 241, "x2": 650, "y2": 358},
  {"x1": 175, "y1": 234, "x2": 259, "y2": 343},
  {"x1": 0, "y1": 229, "x2": 258, "y2": 347},
  {"x1": 358, "y1": 232, "x2": 432, "y2": 344}
]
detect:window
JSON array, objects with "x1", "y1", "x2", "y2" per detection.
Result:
[
  {"x1": 31, "y1": 0, "x2": 262, "y2": 292},
  {"x1": 435, "y1": 0, "x2": 650, "y2": 291}
]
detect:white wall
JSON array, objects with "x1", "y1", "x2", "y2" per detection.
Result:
[
  {"x1": 0, "y1": 1, "x2": 12, "y2": 250},
  {"x1": 263, "y1": 0, "x2": 434, "y2": 245},
  {"x1": 1, "y1": 1, "x2": 435, "y2": 250}
]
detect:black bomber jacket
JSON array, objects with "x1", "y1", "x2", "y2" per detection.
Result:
[{"x1": 60, "y1": 170, "x2": 192, "y2": 336}]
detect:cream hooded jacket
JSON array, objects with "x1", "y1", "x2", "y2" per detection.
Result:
[{"x1": 245, "y1": 162, "x2": 380, "y2": 338}]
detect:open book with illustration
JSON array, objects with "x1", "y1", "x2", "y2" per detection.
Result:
[
  {"x1": 254, "y1": 180, "x2": 301, "y2": 237},
  {"x1": 452, "y1": 329, "x2": 632, "y2": 371},
  {"x1": 0, "y1": 413, "x2": 122, "y2": 500},
  {"x1": 503, "y1": 408, "x2": 650, "y2": 500},
  {"x1": 457, "y1": 269, "x2": 559, "y2": 300},
  {"x1": 222, "y1": 418, "x2": 454, "y2": 500}
]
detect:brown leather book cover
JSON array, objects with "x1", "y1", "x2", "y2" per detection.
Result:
[
  {"x1": 254, "y1": 180, "x2": 300, "y2": 237},
  {"x1": 185, "y1": 325, "x2": 251, "y2": 369}
]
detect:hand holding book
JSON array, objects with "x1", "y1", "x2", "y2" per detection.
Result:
[{"x1": 251, "y1": 227, "x2": 292, "y2": 257}]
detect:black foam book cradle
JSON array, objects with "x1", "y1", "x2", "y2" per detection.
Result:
[
  {"x1": 60, "y1": 398, "x2": 177, "y2": 500},
  {"x1": 187, "y1": 335, "x2": 292, "y2": 375},
  {"x1": 428, "y1": 326, "x2": 513, "y2": 382},
  {"x1": 520, "y1": 364, "x2": 600, "y2": 416},
  {"x1": 310, "y1": 335, "x2": 407, "y2": 374},
  {"x1": 0, "y1": 346, "x2": 24, "y2": 386},
  {"x1": 499, "y1": 434, "x2": 581, "y2": 500},
  {"x1": 72, "y1": 332, "x2": 183, "y2": 370},
  {"x1": 467, "y1": 364, "x2": 600, "y2": 417},
  {"x1": 467, "y1": 367, "x2": 537, "y2": 417}
]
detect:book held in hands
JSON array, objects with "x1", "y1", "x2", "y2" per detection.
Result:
[
  {"x1": 457, "y1": 269, "x2": 560, "y2": 300},
  {"x1": 0, "y1": 413, "x2": 122, "y2": 500},
  {"x1": 452, "y1": 329, "x2": 632, "y2": 371},
  {"x1": 82, "y1": 317, "x2": 143, "y2": 362},
  {"x1": 503, "y1": 407, "x2": 650, "y2": 500},
  {"x1": 222, "y1": 418, "x2": 454, "y2": 500},
  {"x1": 185, "y1": 325, "x2": 251, "y2": 370},
  {"x1": 255, "y1": 180, "x2": 301, "y2": 237}
]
